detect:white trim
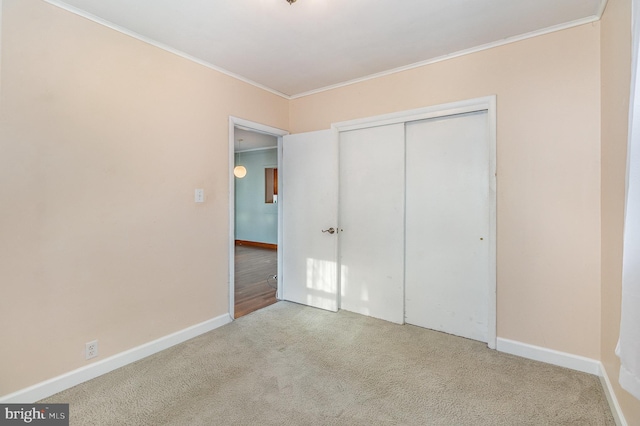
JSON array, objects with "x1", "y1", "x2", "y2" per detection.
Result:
[
  {"x1": 290, "y1": 15, "x2": 602, "y2": 99},
  {"x1": 0, "y1": 314, "x2": 232, "y2": 403},
  {"x1": 333, "y1": 96, "x2": 494, "y2": 132},
  {"x1": 496, "y1": 338, "x2": 629, "y2": 425},
  {"x1": 230, "y1": 118, "x2": 288, "y2": 138},
  {"x1": 43, "y1": 0, "x2": 603, "y2": 100},
  {"x1": 236, "y1": 146, "x2": 278, "y2": 154},
  {"x1": 496, "y1": 337, "x2": 601, "y2": 375},
  {"x1": 497, "y1": 337, "x2": 632, "y2": 424},
  {"x1": 228, "y1": 118, "x2": 237, "y2": 319},
  {"x1": 228, "y1": 117, "x2": 288, "y2": 316},
  {"x1": 600, "y1": 363, "x2": 629, "y2": 426},
  {"x1": 0, "y1": 0, "x2": 4, "y2": 95},
  {"x1": 486, "y1": 96, "x2": 498, "y2": 350},
  {"x1": 42, "y1": 0, "x2": 289, "y2": 99},
  {"x1": 598, "y1": 0, "x2": 610, "y2": 19},
  {"x1": 276, "y1": 136, "x2": 284, "y2": 301},
  {"x1": 0, "y1": 0, "x2": 3, "y2": 98},
  {"x1": 333, "y1": 96, "x2": 497, "y2": 349}
]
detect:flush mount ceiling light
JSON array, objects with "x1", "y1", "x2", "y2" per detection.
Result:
[
  {"x1": 234, "y1": 139, "x2": 247, "y2": 178},
  {"x1": 286, "y1": 0, "x2": 297, "y2": 4}
]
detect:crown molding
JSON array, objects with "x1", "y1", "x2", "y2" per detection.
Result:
[
  {"x1": 290, "y1": 14, "x2": 603, "y2": 99},
  {"x1": 597, "y1": 0, "x2": 610, "y2": 19},
  {"x1": 42, "y1": 0, "x2": 290, "y2": 99},
  {"x1": 43, "y1": 1, "x2": 606, "y2": 101}
]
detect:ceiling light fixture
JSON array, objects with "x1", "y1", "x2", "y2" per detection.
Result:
[
  {"x1": 286, "y1": 0, "x2": 297, "y2": 4},
  {"x1": 234, "y1": 165, "x2": 247, "y2": 178},
  {"x1": 234, "y1": 139, "x2": 247, "y2": 179}
]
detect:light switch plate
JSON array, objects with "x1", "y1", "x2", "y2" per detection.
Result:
[{"x1": 195, "y1": 189, "x2": 204, "y2": 203}]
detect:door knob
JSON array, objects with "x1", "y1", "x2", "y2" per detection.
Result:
[{"x1": 322, "y1": 227, "x2": 336, "y2": 234}]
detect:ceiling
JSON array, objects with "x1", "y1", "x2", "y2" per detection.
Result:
[
  {"x1": 47, "y1": 0, "x2": 605, "y2": 98},
  {"x1": 234, "y1": 128, "x2": 278, "y2": 152}
]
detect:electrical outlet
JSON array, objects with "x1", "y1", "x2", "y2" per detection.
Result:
[{"x1": 85, "y1": 340, "x2": 98, "y2": 360}]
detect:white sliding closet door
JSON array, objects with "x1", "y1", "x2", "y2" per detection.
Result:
[
  {"x1": 405, "y1": 111, "x2": 490, "y2": 342},
  {"x1": 339, "y1": 124, "x2": 405, "y2": 323}
]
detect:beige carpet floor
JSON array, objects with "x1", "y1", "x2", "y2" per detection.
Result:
[{"x1": 41, "y1": 301, "x2": 614, "y2": 425}]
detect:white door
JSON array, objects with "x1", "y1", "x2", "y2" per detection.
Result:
[
  {"x1": 405, "y1": 111, "x2": 490, "y2": 342},
  {"x1": 281, "y1": 130, "x2": 339, "y2": 311},
  {"x1": 339, "y1": 124, "x2": 405, "y2": 323}
]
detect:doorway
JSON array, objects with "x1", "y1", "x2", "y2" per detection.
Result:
[{"x1": 228, "y1": 118, "x2": 287, "y2": 319}]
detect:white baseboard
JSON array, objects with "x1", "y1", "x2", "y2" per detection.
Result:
[
  {"x1": 0, "y1": 313, "x2": 232, "y2": 403},
  {"x1": 496, "y1": 337, "x2": 601, "y2": 375},
  {"x1": 2, "y1": 325, "x2": 629, "y2": 426},
  {"x1": 599, "y1": 362, "x2": 628, "y2": 426},
  {"x1": 496, "y1": 338, "x2": 628, "y2": 426}
]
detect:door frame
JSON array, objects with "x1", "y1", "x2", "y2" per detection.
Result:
[
  {"x1": 333, "y1": 95, "x2": 497, "y2": 349},
  {"x1": 228, "y1": 117, "x2": 288, "y2": 320}
]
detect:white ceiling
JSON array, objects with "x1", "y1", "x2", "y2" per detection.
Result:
[
  {"x1": 235, "y1": 128, "x2": 278, "y2": 152},
  {"x1": 47, "y1": 0, "x2": 606, "y2": 98}
]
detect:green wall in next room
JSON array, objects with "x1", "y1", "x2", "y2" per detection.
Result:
[{"x1": 235, "y1": 148, "x2": 278, "y2": 244}]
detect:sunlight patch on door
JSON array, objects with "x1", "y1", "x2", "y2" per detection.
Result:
[
  {"x1": 306, "y1": 257, "x2": 337, "y2": 310},
  {"x1": 340, "y1": 263, "x2": 370, "y2": 316}
]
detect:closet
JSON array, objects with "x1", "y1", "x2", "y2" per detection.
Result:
[{"x1": 281, "y1": 97, "x2": 496, "y2": 347}]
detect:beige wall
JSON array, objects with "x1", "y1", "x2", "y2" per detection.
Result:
[
  {"x1": 600, "y1": 0, "x2": 640, "y2": 422},
  {"x1": 3, "y1": 1, "x2": 639, "y2": 421},
  {"x1": 291, "y1": 23, "x2": 603, "y2": 360},
  {"x1": 0, "y1": 0, "x2": 288, "y2": 395}
]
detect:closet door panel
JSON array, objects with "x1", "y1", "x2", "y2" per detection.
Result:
[
  {"x1": 405, "y1": 112, "x2": 490, "y2": 342},
  {"x1": 339, "y1": 124, "x2": 405, "y2": 323}
]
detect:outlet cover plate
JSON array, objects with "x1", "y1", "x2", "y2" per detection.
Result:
[{"x1": 85, "y1": 340, "x2": 98, "y2": 360}]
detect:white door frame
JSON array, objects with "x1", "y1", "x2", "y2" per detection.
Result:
[
  {"x1": 333, "y1": 95, "x2": 497, "y2": 349},
  {"x1": 228, "y1": 117, "x2": 288, "y2": 320}
]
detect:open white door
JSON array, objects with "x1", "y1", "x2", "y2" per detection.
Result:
[{"x1": 281, "y1": 129, "x2": 339, "y2": 311}]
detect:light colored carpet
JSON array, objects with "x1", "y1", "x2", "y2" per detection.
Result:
[{"x1": 41, "y1": 302, "x2": 614, "y2": 425}]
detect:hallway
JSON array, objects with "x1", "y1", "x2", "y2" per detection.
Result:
[{"x1": 234, "y1": 245, "x2": 278, "y2": 318}]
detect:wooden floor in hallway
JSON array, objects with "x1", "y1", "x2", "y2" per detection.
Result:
[{"x1": 234, "y1": 244, "x2": 278, "y2": 318}]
